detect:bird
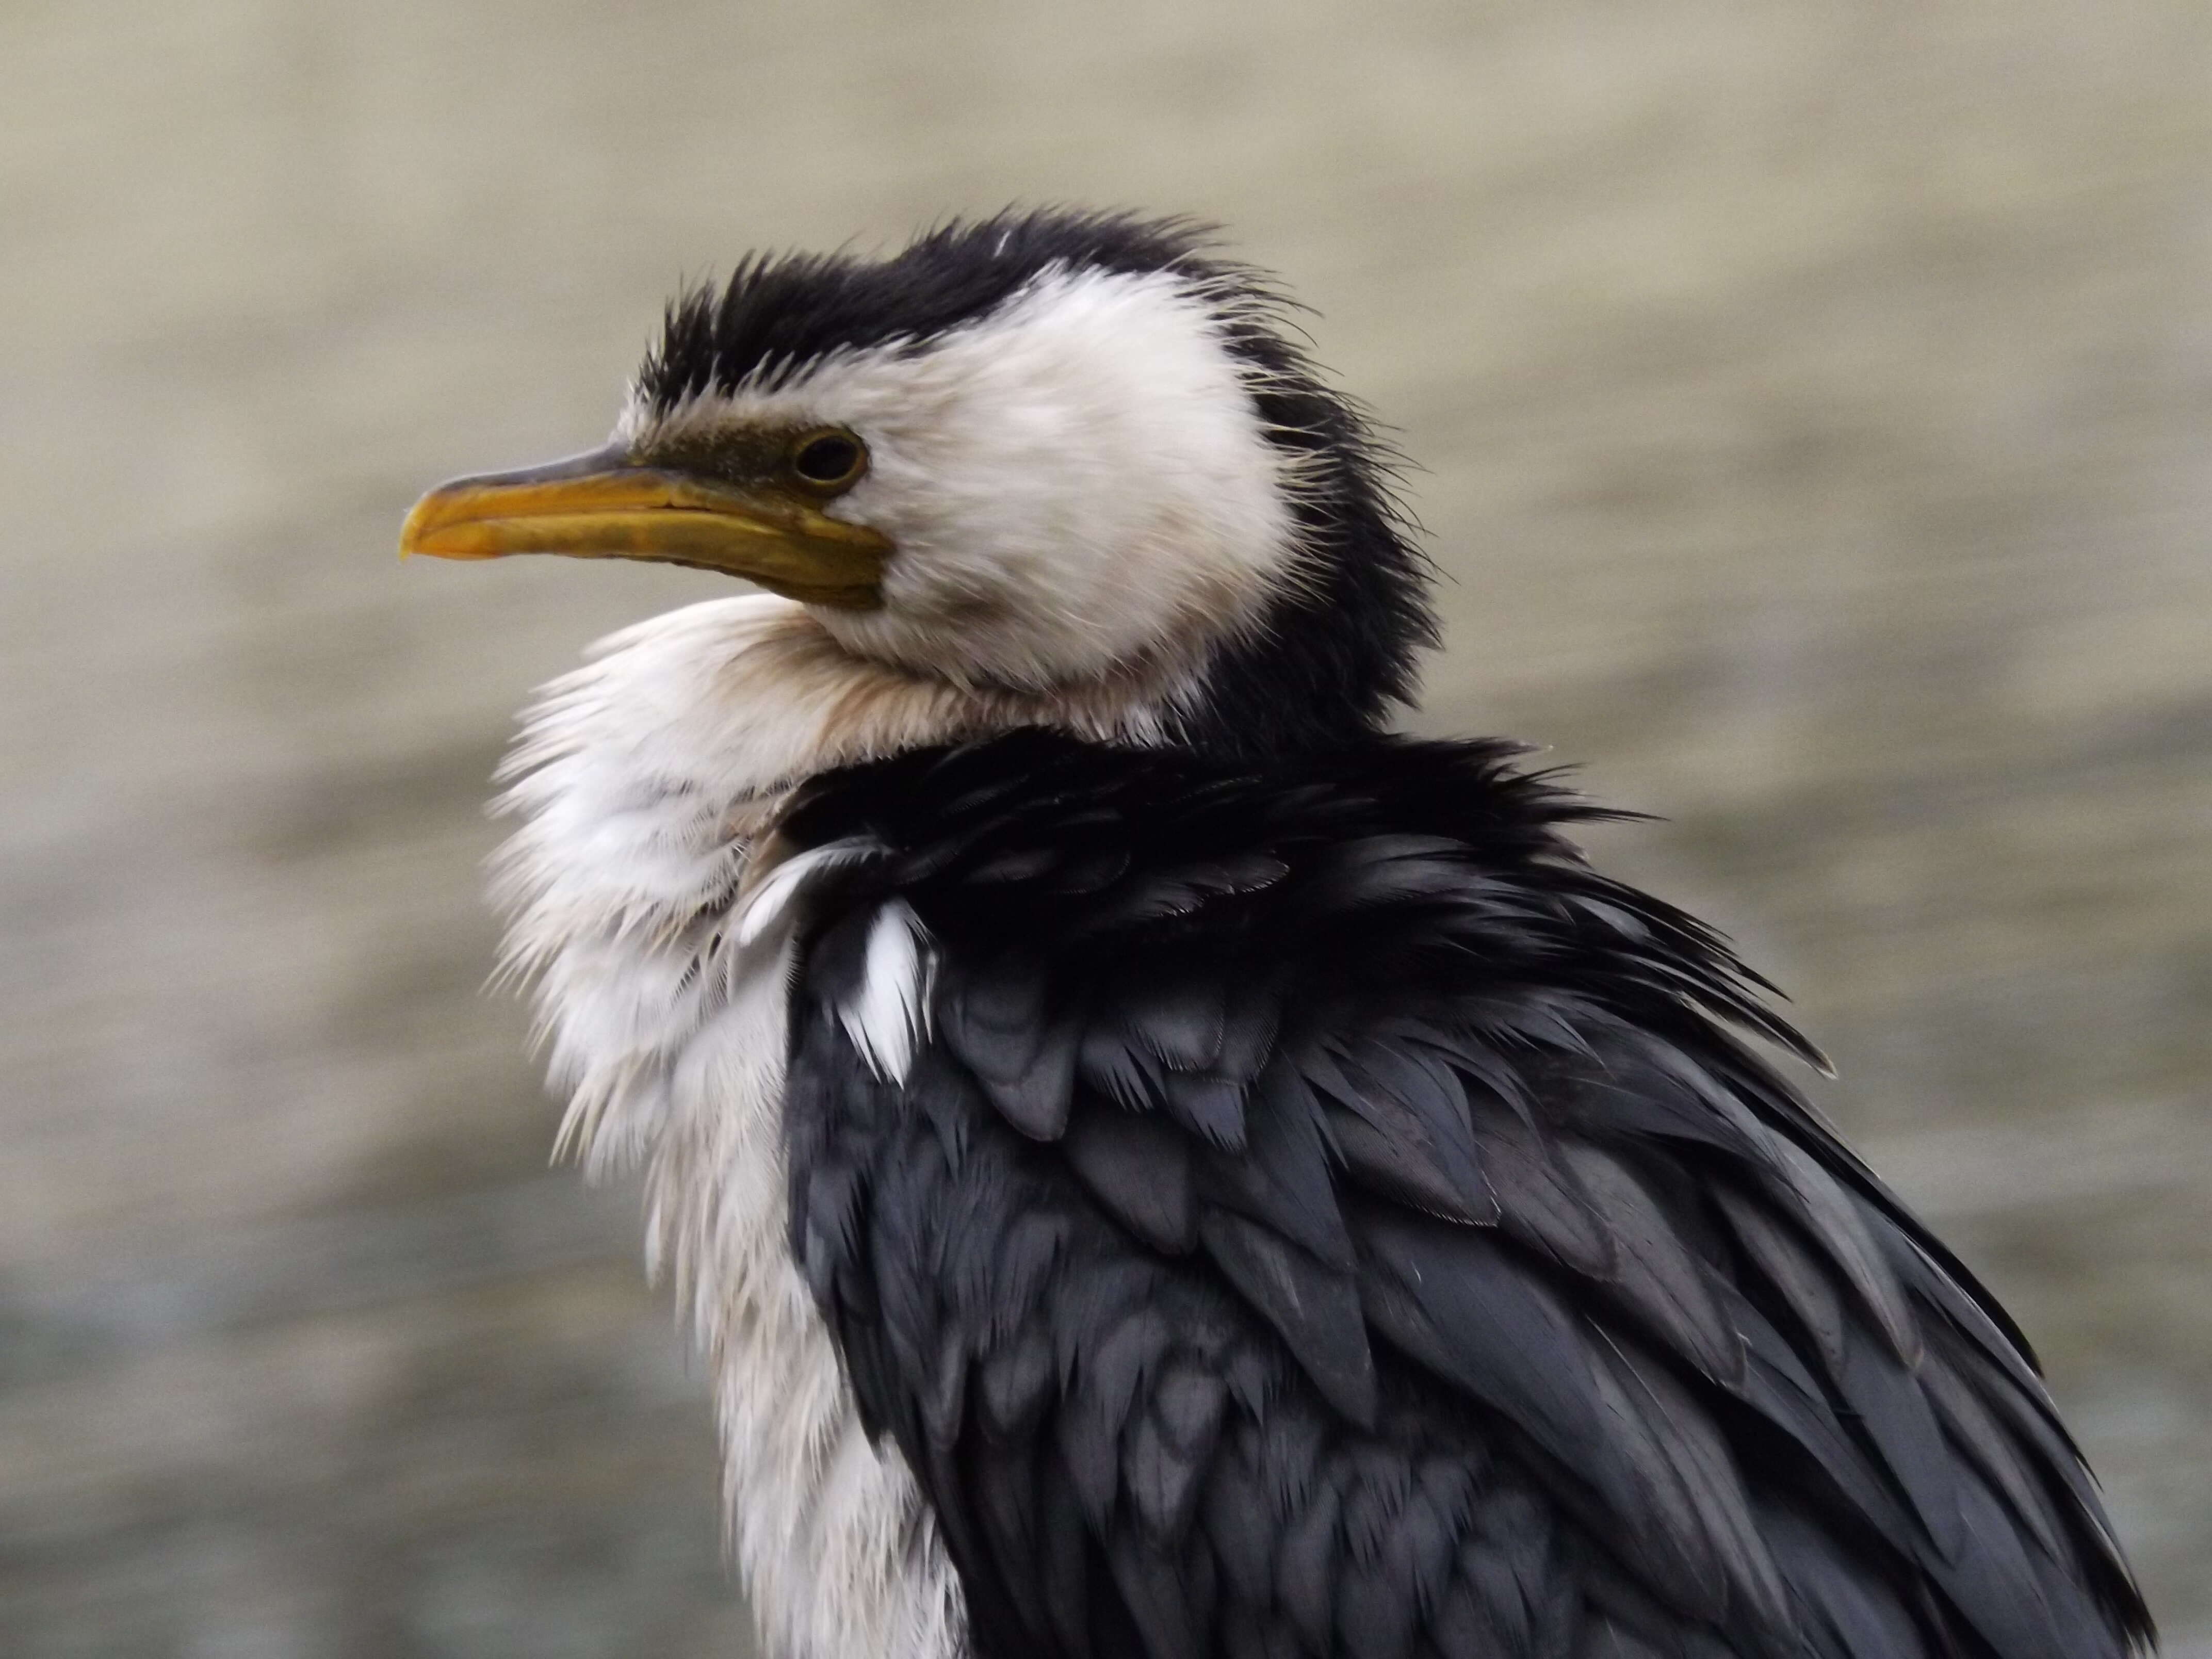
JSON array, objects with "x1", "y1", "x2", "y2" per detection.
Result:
[{"x1": 400, "y1": 209, "x2": 2154, "y2": 1659}]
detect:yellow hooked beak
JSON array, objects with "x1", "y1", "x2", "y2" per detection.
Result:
[{"x1": 399, "y1": 444, "x2": 891, "y2": 610}]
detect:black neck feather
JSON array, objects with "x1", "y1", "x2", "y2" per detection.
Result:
[{"x1": 1175, "y1": 322, "x2": 1436, "y2": 758}]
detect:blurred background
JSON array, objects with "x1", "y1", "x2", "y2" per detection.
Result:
[{"x1": 4, "y1": 2, "x2": 2208, "y2": 1653}]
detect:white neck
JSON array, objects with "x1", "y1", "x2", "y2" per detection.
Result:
[
  {"x1": 489, "y1": 593, "x2": 1164, "y2": 1659},
  {"x1": 493, "y1": 590, "x2": 1173, "y2": 1054}
]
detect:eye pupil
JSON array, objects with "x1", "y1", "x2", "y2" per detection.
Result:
[{"x1": 792, "y1": 432, "x2": 863, "y2": 485}]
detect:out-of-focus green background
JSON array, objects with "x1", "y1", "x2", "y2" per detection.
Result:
[{"x1": 4, "y1": 3, "x2": 2207, "y2": 1653}]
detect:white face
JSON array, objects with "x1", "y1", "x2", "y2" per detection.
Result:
[{"x1": 616, "y1": 268, "x2": 1307, "y2": 694}]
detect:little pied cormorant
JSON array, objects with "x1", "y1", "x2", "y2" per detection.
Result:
[{"x1": 401, "y1": 210, "x2": 2153, "y2": 1659}]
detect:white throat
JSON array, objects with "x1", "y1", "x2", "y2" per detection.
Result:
[{"x1": 491, "y1": 593, "x2": 1164, "y2": 1659}]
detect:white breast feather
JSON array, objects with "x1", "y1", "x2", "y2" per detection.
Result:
[
  {"x1": 493, "y1": 595, "x2": 980, "y2": 1659},
  {"x1": 495, "y1": 593, "x2": 1179, "y2": 1658}
]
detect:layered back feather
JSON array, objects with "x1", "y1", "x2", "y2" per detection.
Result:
[{"x1": 770, "y1": 730, "x2": 2152, "y2": 1659}]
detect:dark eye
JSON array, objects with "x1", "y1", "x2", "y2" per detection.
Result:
[{"x1": 789, "y1": 429, "x2": 867, "y2": 490}]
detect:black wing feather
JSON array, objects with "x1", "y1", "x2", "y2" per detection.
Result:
[{"x1": 778, "y1": 732, "x2": 2153, "y2": 1659}]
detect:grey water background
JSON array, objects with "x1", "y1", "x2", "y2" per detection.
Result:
[{"x1": 4, "y1": 3, "x2": 2208, "y2": 1653}]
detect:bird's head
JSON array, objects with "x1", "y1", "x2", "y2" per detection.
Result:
[{"x1": 403, "y1": 211, "x2": 1435, "y2": 754}]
